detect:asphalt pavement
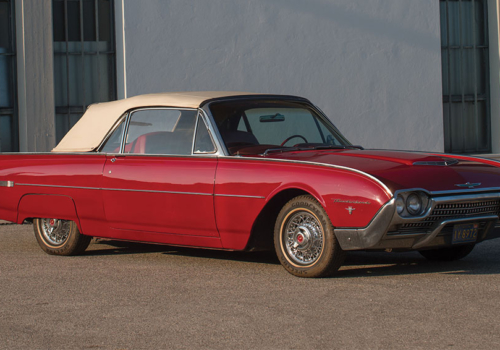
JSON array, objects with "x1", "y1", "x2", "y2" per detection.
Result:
[{"x1": 1, "y1": 223, "x2": 500, "y2": 350}]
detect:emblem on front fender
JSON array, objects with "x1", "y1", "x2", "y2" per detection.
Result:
[
  {"x1": 346, "y1": 206, "x2": 356, "y2": 215},
  {"x1": 455, "y1": 182, "x2": 481, "y2": 189}
]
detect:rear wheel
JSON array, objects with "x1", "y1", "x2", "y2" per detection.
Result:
[
  {"x1": 419, "y1": 244, "x2": 475, "y2": 261},
  {"x1": 274, "y1": 195, "x2": 345, "y2": 278},
  {"x1": 33, "y1": 218, "x2": 91, "y2": 256}
]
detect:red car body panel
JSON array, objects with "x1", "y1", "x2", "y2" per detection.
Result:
[
  {"x1": 271, "y1": 150, "x2": 500, "y2": 192},
  {"x1": 0, "y1": 154, "x2": 107, "y2": 230},
  {"x1": 214, "y1": 157, "x2": 391, "y2": 249},
  {"x1": 0, "y1": 151, "x2": 393, "y2": 250},
  {"x1": 101, "y1": 155, "x2": 219, "y2": 237},
  {"x1": 2, "y1": 151, "x2": 500, "y2": 252},
  {"x1": 18, "y1": 194, "x2": 80, "y2": 226}
]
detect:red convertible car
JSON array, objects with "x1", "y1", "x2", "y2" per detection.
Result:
[{"x1": 1, "y1": 92, "x2": 500, "y2": 277}]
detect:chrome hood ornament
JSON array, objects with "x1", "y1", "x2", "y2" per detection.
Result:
[
  {"x1": 413, "y1": 159, "x2": 459, "y2": 166},
  {"x1": 455, "y1": 182, "x2": 482, "y2": 189}
]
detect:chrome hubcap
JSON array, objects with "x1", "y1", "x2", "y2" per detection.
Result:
[
  {"x1": 284, "y1": 211, "x2": 323, "y2": 265},
  {"x1": 40, "y1": 218, "x2": 70, "y2": 246}
]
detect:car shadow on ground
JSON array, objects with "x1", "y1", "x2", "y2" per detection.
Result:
[
  {"x1": 86, "y1": 239, "x2": 174, "y2": 255},
  {"x1": 87, "y1": 239, "x2": 281, "y2": 265},
  {"x1": 87, "y1": 239, "x2": 500, "y2": 277},
  {"x1": 337, "y1": 250, "x2": 500, "y2": 278}
]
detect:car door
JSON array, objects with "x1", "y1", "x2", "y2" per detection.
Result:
[{"x1": 100, "y1": 107, "x2": 219, "y2": 237}]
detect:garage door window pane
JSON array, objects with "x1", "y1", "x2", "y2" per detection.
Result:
[
  {"x1": 0, "y1": 0, "x2": 17, "y2": 151},
  {"x1": 440, "y1": 0, "x2": 490, "y2": 153},
  {"x1": 53, "y1": 0, "x2": 116, "y2": 143}
]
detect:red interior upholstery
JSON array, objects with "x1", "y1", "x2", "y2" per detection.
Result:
[
  {"x1": 123, "y1": 131, "x2": 192, "y2": 155},
  {"x1": 124, "y1": 132, "x2": 167, "y2": 154}
]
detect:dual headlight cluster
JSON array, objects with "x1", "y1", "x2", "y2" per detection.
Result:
[{"x1": 395, "y1": 191, "x2": 429, "y2": 217}]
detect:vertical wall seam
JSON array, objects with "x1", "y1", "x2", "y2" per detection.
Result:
[
  {"x1": 121, "y1": 0, "x2": 127, "y2": 98},
  {"x1": 17, "y1": 0, "x2": 28, "y2": 151}
]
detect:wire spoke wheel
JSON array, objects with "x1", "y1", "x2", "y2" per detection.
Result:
[
  {"x1": 274, "y1": 195, "x2": 345, "y2": 278},
  {"x1": 40, "y1": 218, "x2": 71, "y2": 246},
  {"x1": 284, "y1": 211, "x2": 324, "y2": 265},
  {"x1": 33, "y1": 218, "x2": 92, "y2": 256}
]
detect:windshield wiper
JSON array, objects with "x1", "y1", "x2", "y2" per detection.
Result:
[
  {"x1": 312, "y1": 145, "x2": 364, "y2": 150},
  {"x1": 261, "y1": 147, "x2": 304, "y2": 156},
  {"x1": 262, "y1": 144, "x2": 363, "y2": 156}
]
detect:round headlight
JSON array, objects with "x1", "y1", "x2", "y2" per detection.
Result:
[
  {"x1": 396, "y1": 195, "x2": 405, "y2": 214},
  {"x1": 406, "y1": 193, "x2": 422, "y2": 215}
]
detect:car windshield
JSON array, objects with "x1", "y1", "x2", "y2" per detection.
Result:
[{"x1": 209, "y1": 99, "x2": 351, "y2": 155}]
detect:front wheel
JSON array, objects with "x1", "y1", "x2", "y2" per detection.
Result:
[
  {"x1": 274, "y1": 195, "x2": 345, "y2": 278},
  {"x1": 418, "y1": 244, "x2": 475, "y2": 261},
  {"x1": 33, "y1": 218, "x2": 91, "y2": 256}
]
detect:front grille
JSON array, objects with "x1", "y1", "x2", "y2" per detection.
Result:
[{"x1": 396, "y1": 200, "x2": 500, "y2": 234}]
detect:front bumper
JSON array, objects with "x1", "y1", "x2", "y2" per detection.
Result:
[{"x1": 335, "y1": 191, "x2": 500, "y2": 251}]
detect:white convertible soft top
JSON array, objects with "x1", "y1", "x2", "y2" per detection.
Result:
[{"x1": 52, "y1": 91, "x2": 259, "y2": 152}]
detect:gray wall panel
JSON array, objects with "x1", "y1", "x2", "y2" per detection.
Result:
[
  {"x1": 16, "y1": 0, "x2": 56, "y2": 152},
  {"x1": 122, "y1": 0, "x2": 444, "y2": 151}
]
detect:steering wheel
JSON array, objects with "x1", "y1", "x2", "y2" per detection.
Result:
[{"x1": 280, "y1": 135, "x2": 308, "y2": 146}]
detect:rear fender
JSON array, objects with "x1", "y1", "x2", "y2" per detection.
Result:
[{"x1": 17, "y1": 194, "x2": 81, "y2": 230}]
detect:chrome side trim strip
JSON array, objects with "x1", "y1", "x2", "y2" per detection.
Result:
[
  {"x1": 104, "y1": 187, "x2": 212, "y2": 196},
  {"x1": 17, "y1": 183, "x2": 96, "y2": 190},
  {"x1": 0, "y1": 181, "x2": 14, "y2": 187},
  {"x1": 218, "y1": 156, "x2": 393, "y2": 196},
  {"x1": 15, "y1": 183, "x2": 264, "y2": 198},
  {"x1": 0, "y1": 152, "x2": 105, "y2": 156},
  {"x1": 214, "y1": 194, "x2": 265, "y2": 199},
  {"x1": 103, "y1": 153, "x2": 219, "y2": 159}
]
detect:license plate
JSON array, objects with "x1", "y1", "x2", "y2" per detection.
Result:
[{"x1": 452, "y1": 223, "x2": 479, "y2": 244}]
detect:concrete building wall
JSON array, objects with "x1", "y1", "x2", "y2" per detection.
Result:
[
  {"x1": 15, "y1": 0, "x2": 56, "y2": 152},
  {"x1": 119, "y1": 0, "x2": 444, "y2": 152}
]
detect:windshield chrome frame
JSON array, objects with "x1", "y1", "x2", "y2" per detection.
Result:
[
  {"x1": 201, "y1": 97, "x2": 353, "y2": 156},
  {"x1": 193, "y1": 109, "x2": 220, "y2": 155},
  {"x1": 200, "y1": 105, "x2": 230, "y2": 156}
]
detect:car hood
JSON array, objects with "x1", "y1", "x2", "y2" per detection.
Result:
[{"x1": 269, "y1": 149, "x2": 500, "y2": 193}]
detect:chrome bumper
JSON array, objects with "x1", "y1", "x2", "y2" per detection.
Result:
[{"x1": 335, "y1": 192, "x2": 500, "y2": 251}]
